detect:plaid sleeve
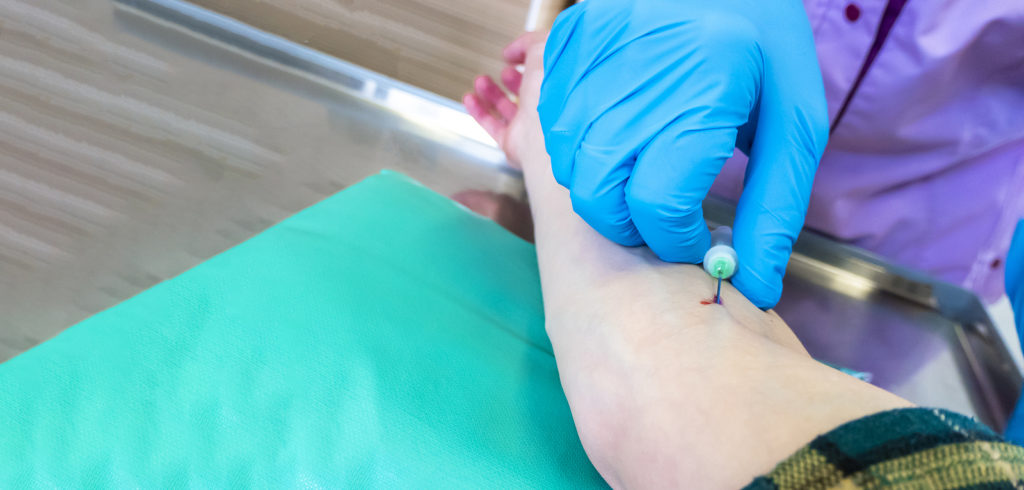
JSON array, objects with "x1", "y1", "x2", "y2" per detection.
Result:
[{"x1": 745, "y1": 408, "x2": 1024, "y2": 489}]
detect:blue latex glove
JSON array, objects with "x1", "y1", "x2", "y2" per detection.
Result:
[
  {"x1": 1002, "y1": 220, "x2": 1024, "y2": 443},
  {"x1": 1011, "y1": 221, "x2": 1024, "y2": 344},
  {"x1": 538, "y1": 0, "x2": 829, "y2": 308}
]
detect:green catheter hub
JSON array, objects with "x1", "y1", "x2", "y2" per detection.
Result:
[{"x1": 703, "y1": 226, "x2": 738, "y2": 304}]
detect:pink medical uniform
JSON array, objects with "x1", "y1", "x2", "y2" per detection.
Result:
[{"x1": 712, "y1": 0, "x2": 1024, "y2": 302}]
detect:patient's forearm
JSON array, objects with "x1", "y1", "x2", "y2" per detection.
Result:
[{"x1": 519, "y1": 147, "x2": 911, "y2": 488}]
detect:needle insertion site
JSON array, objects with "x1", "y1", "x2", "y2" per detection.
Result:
[{"x1": 703, "y1": 226, "x2": 738, "y2": 305}]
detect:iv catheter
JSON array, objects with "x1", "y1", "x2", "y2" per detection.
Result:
[{"x1": 703, "y1": 226, "x2": 738, "y2": 304}]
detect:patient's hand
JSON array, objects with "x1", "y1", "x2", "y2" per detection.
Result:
[
  {"x1": 456, "y1": 33, "x2": 545, "y2": 241},
  {"x1": 463, "y1": 33, "x2": 547, "y2": 169},
  {"x1": 467, "y1": 33, "x2": 911, "y2": 489}
]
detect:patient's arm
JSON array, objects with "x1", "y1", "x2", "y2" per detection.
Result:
[{"x1": 467, "y1": 33, "x2": 911, "y2": 489}]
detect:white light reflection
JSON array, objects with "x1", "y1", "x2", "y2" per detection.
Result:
[
  {"x1": 789, "y1": 255, "x2": 876, "y2": 300},
  {"x1": 382, "y1": 88, "x2": 506, "y2": 166}
]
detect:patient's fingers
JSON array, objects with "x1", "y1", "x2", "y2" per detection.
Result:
[
  {"x1": 501, "y1": 65, "x2": 523, "y2": 95},
  {"x1": 502, "y1": 32, "x2": 534, "y2": 65},
  {"x1": 463, "y1": 92, "x2": 505, "y2": 143},
  {"x1": 475, "y1": 76, "x2": 517, "y2": 122}
]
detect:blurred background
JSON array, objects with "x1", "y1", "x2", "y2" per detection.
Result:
[{"x1": 190, "y1": 0, "x2": 531, "y2": 101}]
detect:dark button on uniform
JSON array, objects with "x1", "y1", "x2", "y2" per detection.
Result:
[{"x1": 845, "y1": 3, "x2": 861, "y2": 21}]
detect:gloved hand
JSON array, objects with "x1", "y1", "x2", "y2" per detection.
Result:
[
  {"x1": 1003, "y1": 220, "x2": 1023, "y2": 443},
  {"x1": 538, "y1": 0, "x2": 829, "y2": 308},
  {"x1": 1010, "y1": 221, "x2": 1023, "y2": 342}
]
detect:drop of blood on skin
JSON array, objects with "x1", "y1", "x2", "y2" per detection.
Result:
[{"x1": 700, "y1": 299, "x2": 713, "y2": 305}]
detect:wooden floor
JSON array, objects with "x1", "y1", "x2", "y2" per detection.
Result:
[
  {"x1": 0, "y1": 0, "x2": 520, "y2": 360},
  {"x1": 190, "y1": 0, "x2": 533, "y2": 101}
]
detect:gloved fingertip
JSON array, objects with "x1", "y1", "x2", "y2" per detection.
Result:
[
  {"x1": 732, "y1": 267, "x2": 782, "y2": 310},
  {"x1": 626, "y1": 187, "x2": 712, "y2": 265},
  {"x1": 648, "y1": 243, "x2": 707, "y2": 264},
  {"x1": 569, "y1": 193, "x2": 643, "y2": 247},
  {"x1": 617, "y1": 234, "x2": 645, "y2": 247},
  {"x1": 590, "y1": 222, "x2": 644, "y2": 247},
  {"x1": 640, "y1": 225, "x2": 711, "y2": 264}
]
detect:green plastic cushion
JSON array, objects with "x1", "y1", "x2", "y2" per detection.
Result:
[{"x1": 0, "y1": 171, "x2": 606, "y2": 488}]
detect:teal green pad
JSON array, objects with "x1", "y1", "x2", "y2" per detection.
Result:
[{"x1": 0, "y1": 171, "x2": 606, "y2": 488}]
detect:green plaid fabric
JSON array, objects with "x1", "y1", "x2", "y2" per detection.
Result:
[{"x1": 746, "y1": 408, "x2": 1024, "y2": 489}]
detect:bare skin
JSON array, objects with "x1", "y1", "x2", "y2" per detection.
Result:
[{"x1": 464, "y1": 33, "x2": 912, "y2": 489}]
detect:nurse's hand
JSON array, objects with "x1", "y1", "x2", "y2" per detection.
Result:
[
  {"x1": 1010, "y1": 221, "x2": 1023, "y2": 337},
  {"x1": 1004, "y1": 221, "x2": 1024, "y2": 443},
  {"x1": 539, "y1": 0, "x2": 829, "y2": 308}
]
